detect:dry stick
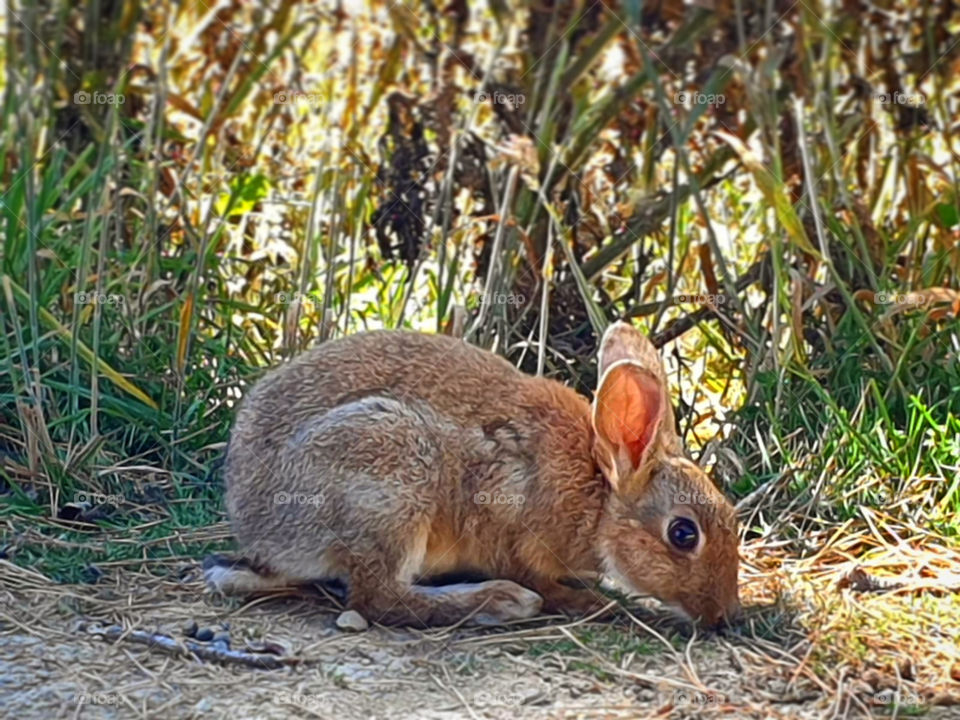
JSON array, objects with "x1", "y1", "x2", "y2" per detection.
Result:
[
  {"x1": 579, "y1": 190, "x2": 688, "y2": 283},
  {"x1": 303, "y1": 141, "x2": 332, "y2": 340},
  {"x1": 88, "y1": 625, "x2": 300, "y2": 670},
  {"x1": 682, "y1": 628, "x2": 703, "y2": 692},
  {"x1": 736, "y1": 468, "x2": 792, "y2": 512},
  {"x1": 536, "y1": 219, "x2": 555, "y2": 377},
  {"x1": 467, "y1": 165, "x2": 520, "y2": 343},
  {"x1": 432, "y1": 130, "x2": 463, "y2": 333},
  {"x1": 652, "y1": 159, "x2": 684, "y2": 334},
  {"x1": 649, "y1": 252, "x2": 768, "y2": 348}
]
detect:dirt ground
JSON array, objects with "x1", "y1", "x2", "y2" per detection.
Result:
[{"x1": 1, "y1": 556, "x2": 957, "y2": 720}]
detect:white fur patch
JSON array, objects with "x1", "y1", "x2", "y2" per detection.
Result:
[{"x1": 204, "y1": 564, "x2": 281, "y2": 595}]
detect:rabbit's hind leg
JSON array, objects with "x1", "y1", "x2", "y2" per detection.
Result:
[{"x1": 339, "y1": 534, "x2": 543, "y2": 627}]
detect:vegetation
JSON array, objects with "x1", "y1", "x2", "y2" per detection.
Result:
[{"x1": 1, "y1": 0, "x2": 959, "y2": 714}]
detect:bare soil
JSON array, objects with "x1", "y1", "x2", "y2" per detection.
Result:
[{"x1": 0, "y1": 556, "x2": 956, "y2": 719}]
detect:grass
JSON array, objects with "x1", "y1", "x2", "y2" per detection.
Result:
[
  {"x1": 525, "y1": 623, "x2": 665, "y2": 667},
  {"x1": 2, "y1": 475, "x2": 228, "y2": 583}
]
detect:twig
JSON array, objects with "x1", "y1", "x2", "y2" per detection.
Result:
[
  {"x1": 87, "y1": 625, "x2": 300, "y2": 670},
  {"x1": 650, "y1": 251, "x2": 769, "y2": 348}
]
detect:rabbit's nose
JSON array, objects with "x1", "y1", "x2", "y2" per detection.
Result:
[{"x1": 703, "y1": 599, "x2": 740, "y2": 629}]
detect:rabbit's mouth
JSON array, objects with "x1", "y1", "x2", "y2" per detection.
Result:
[
  {"x1": 598, "y1": 553, "x2": 645, "y2": 600},
  {"x1": 666, "y1": 596, "x2": 740, "y2": 629}
]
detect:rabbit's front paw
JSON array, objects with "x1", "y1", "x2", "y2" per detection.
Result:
[{"x1": 472, "y1": 580, "x2": 543, "y2": 625}]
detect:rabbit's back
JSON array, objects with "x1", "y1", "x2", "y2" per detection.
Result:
[{"x1": 236, "y1": 331, "x2": 531, "y2": 436}]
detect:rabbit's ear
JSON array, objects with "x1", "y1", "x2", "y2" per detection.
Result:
[
  {"x1": 598, "y1": 321, "x2": 663, "y2": 380},
  {"x1": 592, "y1": 360, "x2": 666, "y2": 492},
  {"x1": 597, "y1": 321, "x2": 682, "y2": 455}
]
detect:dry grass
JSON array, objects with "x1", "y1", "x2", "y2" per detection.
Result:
[{"x1": 2, "y1": 514, "x2": 958, "y2": 719}]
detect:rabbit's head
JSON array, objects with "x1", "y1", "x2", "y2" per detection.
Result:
[{"x1": 591, "y1": 322, "x2": 740, "y2": 626}]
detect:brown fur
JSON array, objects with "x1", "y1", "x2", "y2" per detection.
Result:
[{"x1": 208, "y1": 323, "x2": 740, "y2": 627}]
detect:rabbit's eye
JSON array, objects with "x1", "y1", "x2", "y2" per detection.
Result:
[{"x1": 667, "y1": 517, "x2": 699, "y2": 551}]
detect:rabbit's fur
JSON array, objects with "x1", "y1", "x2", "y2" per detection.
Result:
[{"x1": 207, "y1": 322, "x2": 740, "y2": 627}]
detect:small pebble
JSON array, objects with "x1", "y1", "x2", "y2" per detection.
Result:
[
  {"x1": 336, "y1": 610, "x2": 369, "y2": 632},
  {"x1": 195, "y1": 627, "x2": 215, "y2": 642},
  {"x1": 182, "y1": 620, "x2": 198, "y2": 638},
  {"x1": 194, "y1": 698, "x2": 214, "y2": 713}
]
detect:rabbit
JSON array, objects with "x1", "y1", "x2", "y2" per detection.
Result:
[{"x1": 205, "y1": 321, "x2": 740, "y2": 628}]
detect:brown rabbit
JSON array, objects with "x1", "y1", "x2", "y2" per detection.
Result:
[{"x1": 205, "y1": 322, "x2": 740, "y2": 627}]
